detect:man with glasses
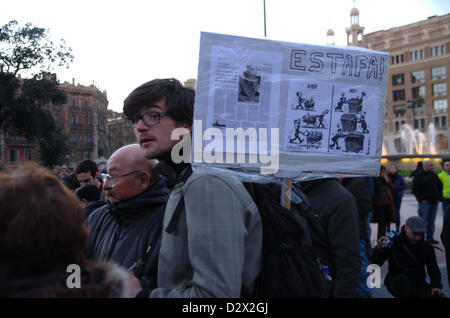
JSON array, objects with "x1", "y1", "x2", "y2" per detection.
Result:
[
  {"x1": 85, "y1": 143, "x2": 169, "y2": 290},
  {"x1": 123, "y1": 78, "x2": 262, "y2": 298}
]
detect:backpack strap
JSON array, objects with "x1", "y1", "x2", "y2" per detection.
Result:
[
  {"x1": 164, "y1": 166, "x2": 193, "y2": 234},
  {"x1": 165, "y1": 196, "x2": 185, "y2": 234}
]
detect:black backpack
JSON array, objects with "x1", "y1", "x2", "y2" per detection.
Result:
[{"x1": 242, "y1": 181, "x2": 331, "y2": 298}]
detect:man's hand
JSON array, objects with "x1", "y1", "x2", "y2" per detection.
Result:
[
  {"x1": 431, "y1": 288, "x2": 445, "y2": 297},
  {"x1": 377, "y1": 236, "x2": 390, "y2": 249},
  {"x1": 421, "y1": 200, "x2": 429, "y2": 204}
]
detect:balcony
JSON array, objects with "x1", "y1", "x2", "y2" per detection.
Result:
[
  {"x1": 70, "y1": 123, "x2": 91, "y2": 129},
  {"x1": 6, "y1": 137, "x2": 35, "y2": 147}
]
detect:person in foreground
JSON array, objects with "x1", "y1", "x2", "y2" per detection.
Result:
[
  {"x1": 0, "y1": 163, "x2": 141, "y2": 297},
  {"x1": 123, "y1": 78, "x2": 262, "y2": 297},
  {"x1": 372, "y1": 216, "x2": 444, "y2": 298}
]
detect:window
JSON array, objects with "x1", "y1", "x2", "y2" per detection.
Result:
[
  {"x1": 414, "y1": 103, "x2": 425, "y2": 116},
  {"x1": 420, "y1": 118, "x2": 426, "y2": 129},
  {"x1": 394, "y1": 105, "x2": 406, "y2": 117},
  {"x1": 9, "y1": 149, "x2": 17, "y2": 162},
  {"x1": 432, "y1": 66, "x2": 446, "y2": 80},
  {"x1": 70, "y1": 133, "x2": 78, "y2": 145},
  {"x1": 82, "y1": 133, "x2": 90, "y2": 145},
  {"x1": 414, "y1": 119, "x2": 419, "y2": 129},
  {"x1": 434, "y1": 99, "x2": 448, "y2": 113},
  {"x1": 412, "y1": 86, "x2": 426, "y2": 99},
  {"x1": 442, "y1": 116, "x2": 447, "y2": 128},
  {"x1": 433, "y1": 83, "x2": 447, "y2": 97},
  {"x1": 24, "y1": 150, "x2": 32, "y2": 161},
  {"x1": 71, "y1": 115, "x2": 76, "y2": 125},
  {"x1": 430, "y1": 47, "x2": 435, "y2": 57},
  {"x1": 392, "y1": 74, "x2": 404, "y2": 86},
  {"x1": 411, "y1": 70, "x2": 425, "y2": 83},
  {"x1": 395, "y1": 121, "x2": 400, "y2": 132},
  {"x1": 393, "y1": 89, "x2": 405, "y2": 101},
  {"x1": 436, "y1": 134, "x2": 448, "y2": 150}
]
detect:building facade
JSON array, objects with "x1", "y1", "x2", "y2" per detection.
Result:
[
  {"x1": 1, "y1": 75, "x2": 109, "y2": 169},
  {"x1": 341, "y1": 9, "x2": 450, "y2": 167},
  {"x1": 106, "y1": 110, "x2": 136, "y2": 157}
]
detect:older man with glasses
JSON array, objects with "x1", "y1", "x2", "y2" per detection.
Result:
[{"x1": 85, "y1": 143, "x2": 169, "y2": 291}]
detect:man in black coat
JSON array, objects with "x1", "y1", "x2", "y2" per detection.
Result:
[
  {"x1": 412, "y1": 160, "x2": 443, "y2": 243},
  {"x1": 86, "y1": 144, "x2": 169, "y2": 290},
  {"x1": 373, "y1": 216, "x2": 444, "y2": 298}
]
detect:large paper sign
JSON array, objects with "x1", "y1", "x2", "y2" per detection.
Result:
[{"x1": 193, "y1": 32, "x2": 388, "y2": 179}]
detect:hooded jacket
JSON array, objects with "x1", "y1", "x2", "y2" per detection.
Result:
[
  {"x1": 372, "y1": 228, "x2": 442, "y2": 289},
  {"x1": 86, "y1": 177, "x2": 169, "y2": 290}
]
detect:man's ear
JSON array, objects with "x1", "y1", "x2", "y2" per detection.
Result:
[
  {"x1": 138, "y1": 170, "x2": 151, "y2": 189},
  {"x1": 81, "y1": 199, "x2": 88, "y2": 207}
]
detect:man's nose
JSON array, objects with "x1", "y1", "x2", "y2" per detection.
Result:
[{"x1": 135, "y1": 118, "x2": 148, "y2": 131}]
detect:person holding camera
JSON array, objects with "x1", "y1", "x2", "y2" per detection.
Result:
[{"x1": 372, "y1": 216, "x2": 445, "y2": 298}]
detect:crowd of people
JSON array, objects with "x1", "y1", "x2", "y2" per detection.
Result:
[{"x1": 1, "y1": 78, "x2": 449, "y2": 298}]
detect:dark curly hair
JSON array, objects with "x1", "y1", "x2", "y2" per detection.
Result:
[{"x1": 123, "y1": 78, "x2": 194, "y2": 126}]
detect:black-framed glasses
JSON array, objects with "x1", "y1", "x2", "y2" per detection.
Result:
[
  {"x1": 130, "y1": 112, "x2": 169, "y2": 127},
  {"x1": 101, "y1": 170, "x2": 141, "y2": 186}
]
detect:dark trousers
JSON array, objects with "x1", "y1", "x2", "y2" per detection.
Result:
[
  {"x1": 393, "y1": 197, "x2": 402, "y2": 232},
  {"x1": 375, "y1": 205, "x2": 391, "y2": 239},
  {"x1": 385, "y1": 274, "x2": 430, "y2": 298}
]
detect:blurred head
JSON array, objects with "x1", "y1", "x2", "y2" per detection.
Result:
[
  {"x1": 75, "y1": 160, "x2": 99, "y2": 187},
  {"x1": 103, "y1": 144, "x2": 159, "y2": 203},
  {"x1": 57, "y1": 165, "x2": 69, "y2": 178},
  {"x1": 123, "y1": 78, "x2": 194, "y2": 160},
  {"x1": 423, "y1": 160, "x2": 434, "y2": 172},
  {"x1": 444, "y1": 161, "x2": 450, "y2": 174},
  {"x1": 75, "y1": 185, "x2": 101, "y2": 207},
  {"x1": 380, "y1": 165, "x2": 387, "y2": 177},
  {"x1": 0, "y1": 163, "x2": 89, "y2": 277},
  {"x1": 388, "y1": 164, "x2": 398, "y2": 174}
]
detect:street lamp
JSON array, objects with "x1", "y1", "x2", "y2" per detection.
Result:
[{"x1": 407, "y1": 97, "x2": 424, "y2": 130}]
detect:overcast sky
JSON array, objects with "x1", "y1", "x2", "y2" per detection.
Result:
[{"x1": 1, "y1": 0, "x2": 449, "y2": 112}]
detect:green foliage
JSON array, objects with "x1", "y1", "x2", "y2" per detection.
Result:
[
  {"x1": 0, "y1": 20, "x2": 73, "y2": 76},
  {"x1": 0, "y1": 20, "x2": 74, "y2": 167}
]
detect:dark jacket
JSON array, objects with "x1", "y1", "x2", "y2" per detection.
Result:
[
  {"x1": 412, "y1": 170, "x2": 443, "y2": 203},
  {"x1": 372, "y1": 228, "x2": 442, "y2": 289},
  {"x1": 372, "y1": 176, "x2": 396, "y2": 223},
  {"x1": 341, "y1": 177, "x2": 372, "y2": 242},
  {"x1": 301, "y1": 178, "x2": 361, "y2": 298},
  {"x1": 86, "y1": 177, "x2": 169, "y2": 290},
  {"x1": 85, "y1": 200, "x2": 107, "y2": 218},
  {"x1": 388, "y1": 173, "x2": 407, "y2": 199}
]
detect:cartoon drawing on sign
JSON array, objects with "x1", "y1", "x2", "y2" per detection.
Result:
[
  {"x1": 238, "y1": 65, "x2": 261, "y2": 103},
  {"x1": 294, "y1": 92, "x2": 316, "y2": 111},
  {"x1": 335, "y1": 93, "x2": 347, "y2": 112},
  {"x1": 288, "y1": 118, "x2": 304, "y2": 144},
  {"x1": 295, "y1": 91, "x2": 306, "y2": 109},
  {"x1": 347, "y1": 91, "x2": 366, "y2": 114},
  {"x1": 302, "y1": 130, "x2": 323, "y2": 149},
  {"x1": 329, "y1": 125, "x2": 346, "y2": 150},
  {"x1": 302, "y1": 109, "x2": 329, "y2": 129},
  {"x1": 358, "y1": 114, "x2": 369, "y2": 133}
]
